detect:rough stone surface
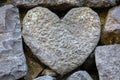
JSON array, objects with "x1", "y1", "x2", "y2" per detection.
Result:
[
  {"x1": 66, "y1": 71, "x2": 93, "y2": 80},
  {"x1": 95, "y1": 44, "x2": 120, "y2": 80},
  {"x1": 34, "y1": 76, "x2": 56, "y2": 80},
  {"x1": 85, "y1": 0, "x2": 117, "y2": 8},
  {"x1": 22, "y1": 7, "x2": 101, "y2": 75},
  {"x1": 41, "y1": 68, "x2": 57, "y2": 77},
  {"x1": 0, "y1": 5, "x2": 27, "y2": 80},
  {"x1": 11, "y1": 0, "x2": 83, "y2": 9},
  {"x1": 101, "y1": 5, "x2": 120, "y2": 45},
  {"x1": 11, "y1": 0, "x2": 119, "y2": 8}
]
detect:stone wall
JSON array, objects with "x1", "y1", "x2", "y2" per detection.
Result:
[{"x1": 0, "y1": 0, "x2": 120, "y2": 80}]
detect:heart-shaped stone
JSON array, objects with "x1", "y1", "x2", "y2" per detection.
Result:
[{"x1": 22, "y1": 7, "x2": 101, "y2": 75}]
